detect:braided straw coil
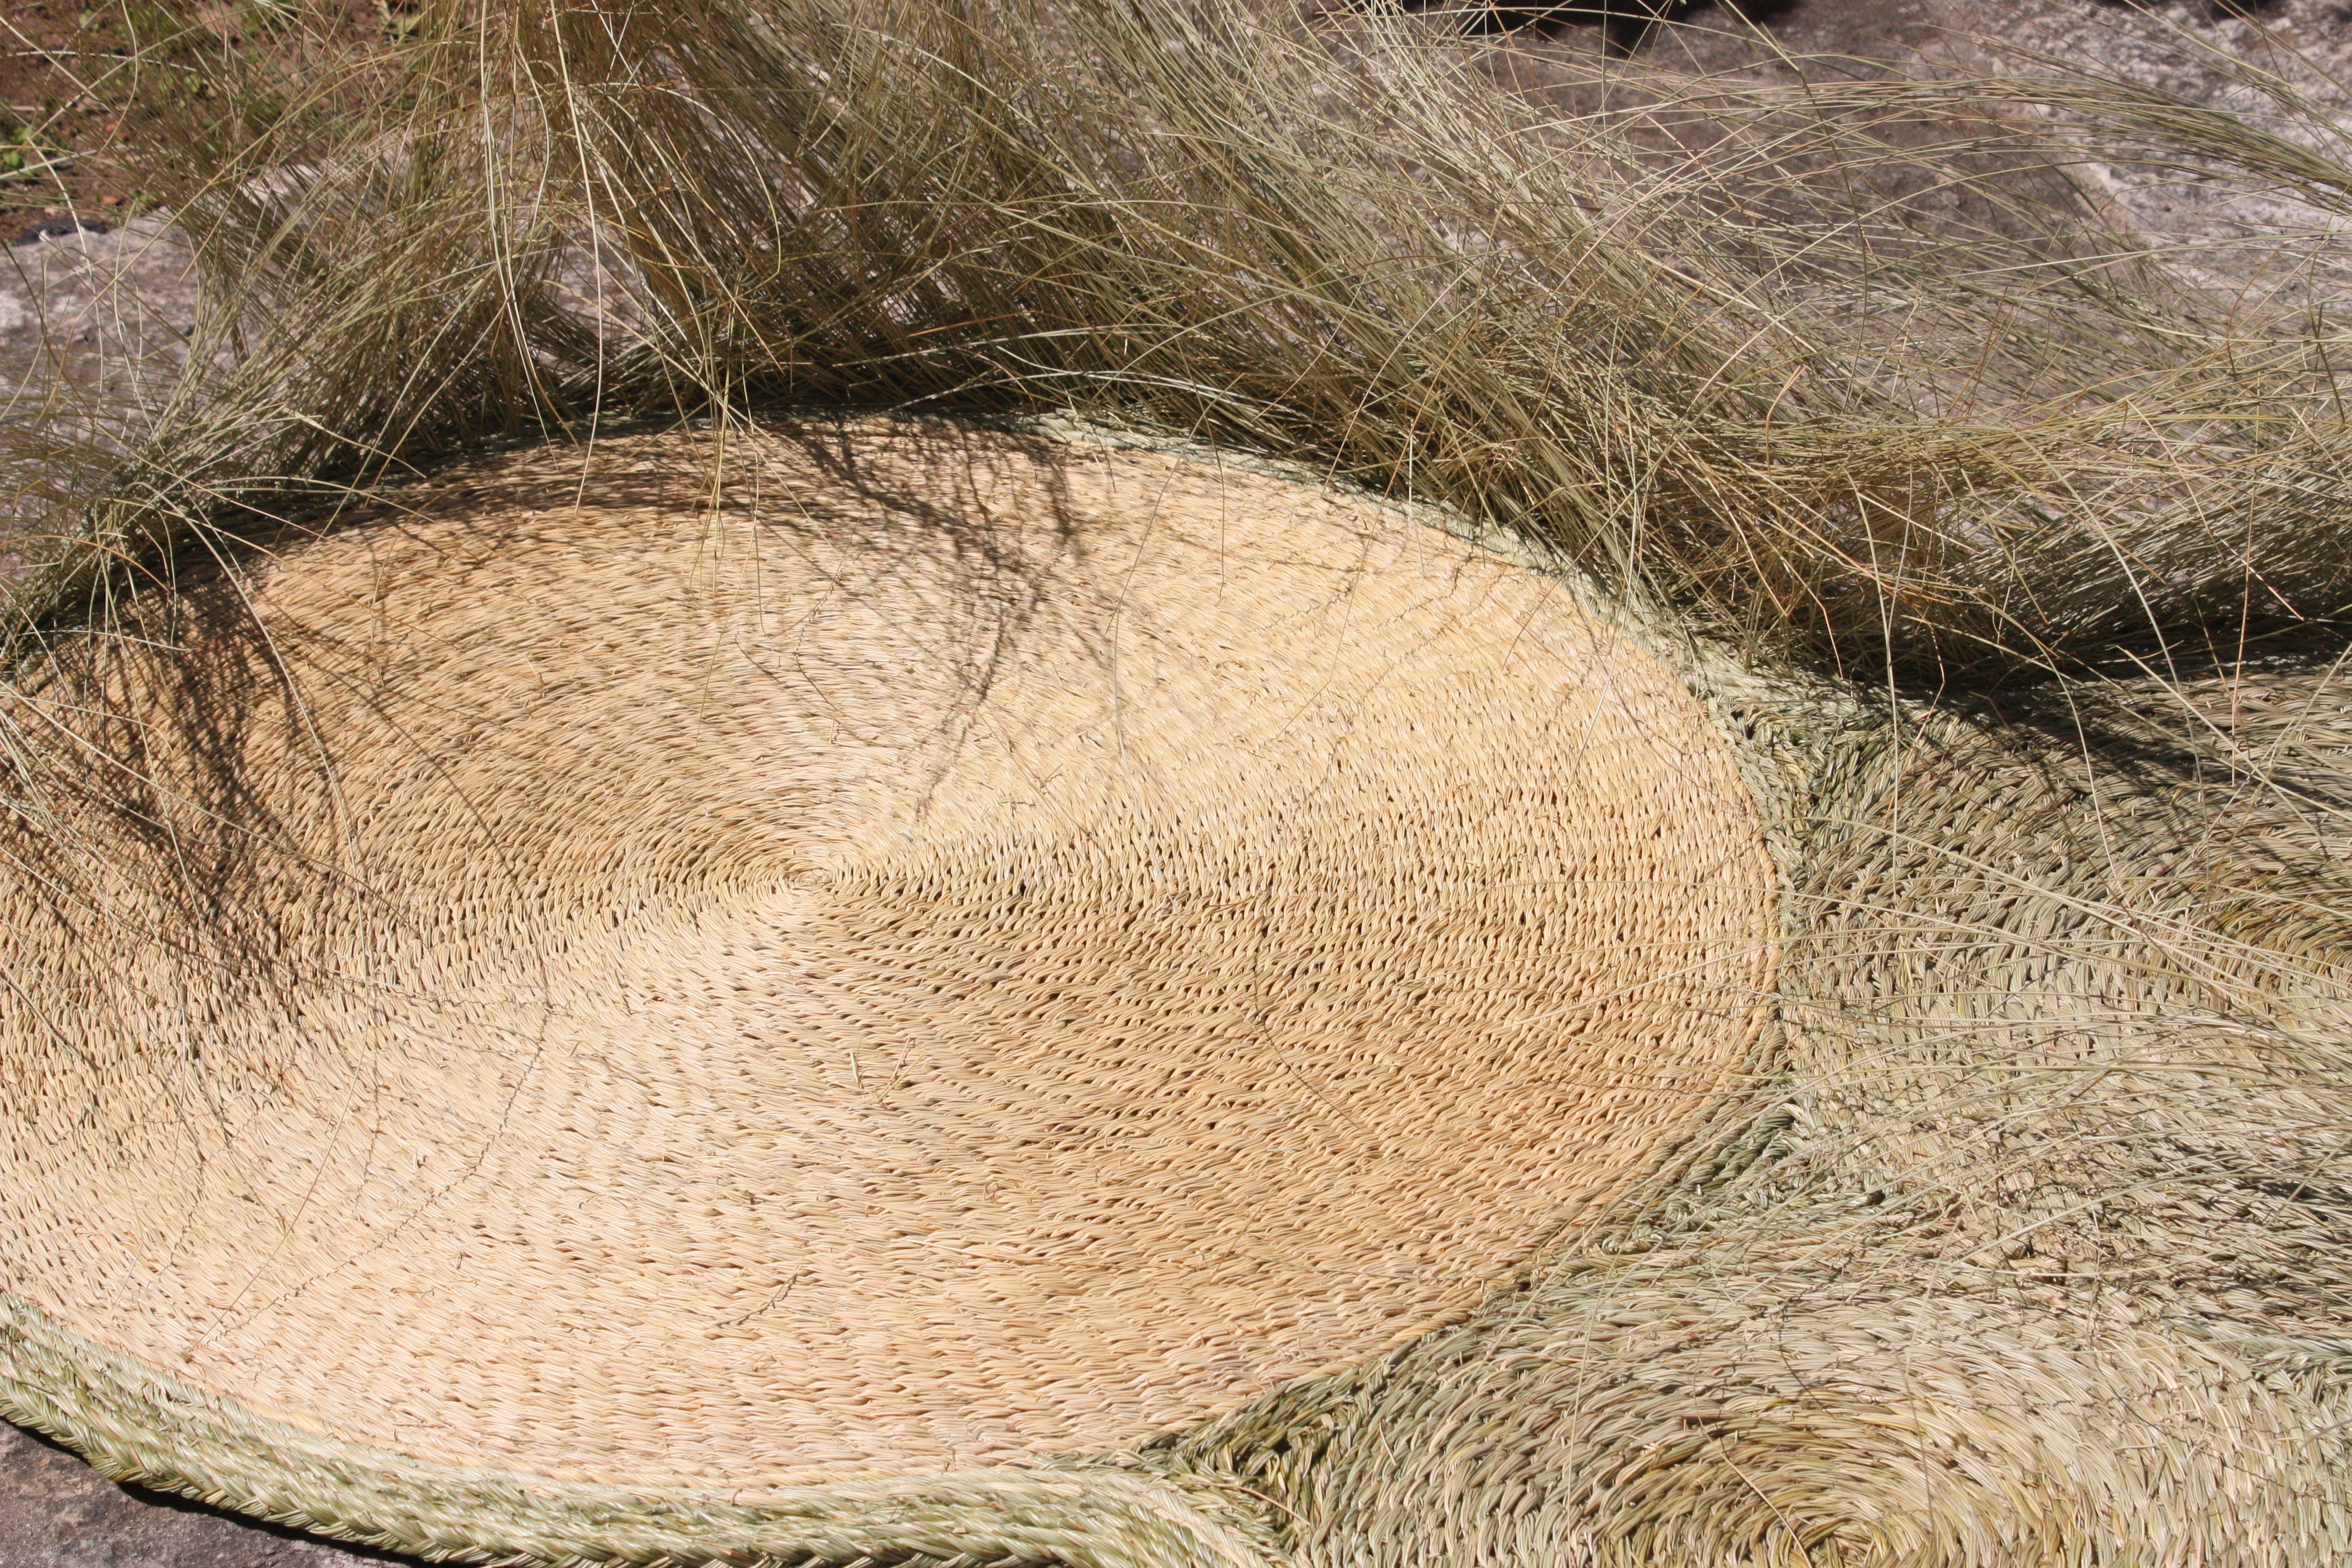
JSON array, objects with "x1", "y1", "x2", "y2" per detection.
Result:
[{"x1": 0, "y1": 420, "x2": 1777, "y2": 1558}]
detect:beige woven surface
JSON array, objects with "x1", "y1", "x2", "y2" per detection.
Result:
[
  {"x1": 1182, "y1": 665, "x2": 2352, "y2": 1568},
  {"x1": 0, "y1": 420, "x2": 1775, "y2": 1492}
]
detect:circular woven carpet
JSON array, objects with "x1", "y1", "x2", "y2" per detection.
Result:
[{"x1": 0, "y1": 422, "x2": 1774, "y2": 1489}]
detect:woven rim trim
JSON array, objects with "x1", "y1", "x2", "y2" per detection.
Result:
[{"x1": 0, "y1": 1291, "x2": 1276, "y2": 1568}]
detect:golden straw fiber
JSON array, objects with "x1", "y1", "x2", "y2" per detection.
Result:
[{"x1": 0, "y1": 420, "x2": 1776, "y2": 1549}]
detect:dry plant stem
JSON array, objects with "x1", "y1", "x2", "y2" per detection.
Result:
[{"x1": 9, "y1": 0, "x2": 2352, "y2": 681}]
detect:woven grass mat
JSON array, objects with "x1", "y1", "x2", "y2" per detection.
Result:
[
  {"x1": 0, "y1": 418, "x2": 1804, "y2": 1565},
  {"x1": 3, "y1": 420, "x2": 2348, "y2": 1565}
]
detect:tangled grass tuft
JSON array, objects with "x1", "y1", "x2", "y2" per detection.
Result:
[{"x1": 14, "y1": 0, "x2": 2352, "y2": 683}]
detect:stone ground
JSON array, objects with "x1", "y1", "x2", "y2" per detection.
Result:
[
  {"x1": 0, "y1": 213, "x2": 195, "y2": 430},
  {"x1": 5, "y1": 0, "x2": 2350, "y2": 1561},
  {"x1": 0, "y1": 1422, "x2": 393, "y2": 1568}
]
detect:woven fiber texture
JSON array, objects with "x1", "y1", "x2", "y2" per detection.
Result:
[
  {"x1": 1162, "y1": 665, "x2": 2352, "y2": 1567},
  {"x1": 0, "y1": 420, "x2": 1776, "y2": 1548}
]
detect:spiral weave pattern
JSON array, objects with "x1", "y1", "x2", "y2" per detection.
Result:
[{"x1": 0, "y1": 421, "x2": 1775, "y2": 1527}]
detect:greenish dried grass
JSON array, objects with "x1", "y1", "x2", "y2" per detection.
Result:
[{"x1": 14, "y1": 0, "x2": 2352, "y2": 684}]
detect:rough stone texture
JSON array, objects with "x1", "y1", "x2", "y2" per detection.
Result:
[
  {"x1": 1555, "y1": 0, "x2": 2352, "y2": 280},
  {"x1": 5, "y1": 0, "x2": 2352, "y2": 1561},
  {"x1": 1924, "y1": 0, "x2": 2352, "y2": 302},
  {"x1": 0, "y1": 1422, "x2": 393, "y2": 1568},
  {"x1": 0, "y1": 213, "x2": 196, "y2": 415}
]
